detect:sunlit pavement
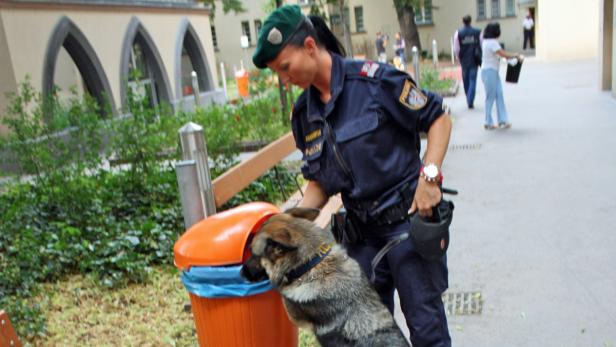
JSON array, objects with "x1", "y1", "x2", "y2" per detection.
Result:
[{"x1": 394, "y1": 58, "x2": 616, "y2": 347}]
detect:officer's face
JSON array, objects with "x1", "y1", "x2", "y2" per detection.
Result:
[{"x1": 267, "y1": 38, "x2": 318, "y2": 89}]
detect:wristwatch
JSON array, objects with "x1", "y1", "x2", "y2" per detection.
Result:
[{"x1": 420, "y1": 163, "x2": 442, "y2": 183}]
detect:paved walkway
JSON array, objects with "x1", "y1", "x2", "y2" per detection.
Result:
[{"x1": 394, "y1": 58, "x2": 616, "y2": 346}]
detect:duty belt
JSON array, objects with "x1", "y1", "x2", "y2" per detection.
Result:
[{"x1": 345, "y1": 182, "x2": 415, "y2": 226}]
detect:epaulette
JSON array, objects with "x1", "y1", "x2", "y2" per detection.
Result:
[{"x1": 345, "y1": 59, "x2": 383, "y2": 79}]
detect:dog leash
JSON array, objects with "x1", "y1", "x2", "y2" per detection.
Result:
[{"x1": 369, "y1": 232, "x2": 409, "y2": 283}]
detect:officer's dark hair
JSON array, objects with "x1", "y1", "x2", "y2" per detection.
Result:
[
  {"x1": 463, "y1": 15, "x2": 472, "y2": 26},
  {"x1": 285, "y1": 15, "x2": 347, "y2": 57},
  {"x1": 483, "y1": 22, "x2": 501, "y2": 39}
]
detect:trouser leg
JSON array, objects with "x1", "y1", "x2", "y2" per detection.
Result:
[
  {"x1": 347, "y1": 221, "x2": 451, "y2": 347},
  {"x1": 467, "y1": 66, "x2": 478, "y2": 107},
  {"x1": 481, "y1": 69, "x2": 496, "y2": 125},
  {"x1": 389, "y1": 222, "x2": 451, "y2": 347},
  {"x1": 495, "y1": 74, "x2": 509, "y2": 124},
  {"x1": 461, "y1": 64, "x2": 470, "y2": 99},
  {"x1": 345, "y1": 241, "x2": 395, "y2": 313}
]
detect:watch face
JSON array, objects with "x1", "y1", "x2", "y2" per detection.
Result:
[{"x1": 424, "y1": 164, "x2": 439, "y2": 178}]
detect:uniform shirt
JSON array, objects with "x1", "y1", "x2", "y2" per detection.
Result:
[
  {"x1": 523, "y1": 17, "x2": 534, "y2": 30},
  {"x1": 291, "y1": 53, "x2": 445, "y2": 222},
  {"x1": 481, "y1": 39, "x2": 502, "y2": 71}
]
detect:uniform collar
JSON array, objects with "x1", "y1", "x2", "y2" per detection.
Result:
[{"x1": 306, "y1": 53, "x2": 345, "y2": 122}]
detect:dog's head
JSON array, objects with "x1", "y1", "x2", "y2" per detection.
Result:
[{"x1": 241, "y1": 207, "x2": 332, "y2": 287}]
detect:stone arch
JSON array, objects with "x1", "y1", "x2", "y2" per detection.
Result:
[
  {"x1": 120, "y1": 16, "x2": 172, "y2": 108},
  {"x1": 43, "y1": 16, "x2": 116, "y2": 116},
  {"x1": 175, "y1": 17, "x2": 215, "y2": 99}
]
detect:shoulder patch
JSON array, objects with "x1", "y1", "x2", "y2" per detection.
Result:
[
  {"x1": 359, "y1": 62, "x2": 380, "y2": 78},
  {"x1": 399, "y1": 80, "x2": 428, "y2": 110}
]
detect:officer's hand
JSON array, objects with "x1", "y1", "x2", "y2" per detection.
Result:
[{"x1": 409, "y1": 179, "x2": 442, "y2": 217}]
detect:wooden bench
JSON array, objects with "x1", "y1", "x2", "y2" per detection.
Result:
[{"x1": 0, "y1": 310, "x2": 22, "y2": 347}]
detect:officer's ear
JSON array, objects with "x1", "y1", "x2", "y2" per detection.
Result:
[{"x1": 303, "y1": 36, "x2": 318, "y2": 55}]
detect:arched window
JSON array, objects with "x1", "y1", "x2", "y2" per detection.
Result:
[
  {"x1": 120, "y1": 17, "x2": 172, "y2": 109},
  {"x1": 43, "y1": 16, "x2": 115, "y2": 117},
  {"x1": 175, "y1": 18, "x2": 214, "y2": 99}
]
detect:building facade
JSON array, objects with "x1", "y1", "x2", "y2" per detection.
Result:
[
  {"x1": 0, "y1": 0, "x2": 225, "y2": 136},
  {"x1": 212, "y1": 0, "x2": 600, "y2": 72}
]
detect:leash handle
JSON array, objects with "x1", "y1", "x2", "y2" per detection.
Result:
[{"x1": 369, "y1": 232, "x2": 409, "y2": 283}]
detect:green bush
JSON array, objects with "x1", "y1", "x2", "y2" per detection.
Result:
[
  {"x1": 420, "y1": 67, "x2": 455, "y2": 92},
  {"x1": 1, "y1": 77, "x2": 105, "y2": 191}
]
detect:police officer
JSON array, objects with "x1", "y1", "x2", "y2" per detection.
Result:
[
  {"x1": 454, "y1": 15, "x2": 482, "y2": 109},
  {"x1": 252, "y1": 5, "x2": 452, "y2": 347}
]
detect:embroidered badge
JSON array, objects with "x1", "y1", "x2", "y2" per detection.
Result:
[
  {"x1": 305, "y1": 129, "x2": 322, "y2": 142},
  {"x1": 267, "y1": 27, "x2": 283, "y2": 45},
  {"x1": 359, "y1": 62, "x2": 379, "y2": 78},
  {"x1": 399, "y1": 80, "x2": 428, "y2": 110},
  {"x1": 305, "y1": 142, "x2": 323, "y2": 157}
]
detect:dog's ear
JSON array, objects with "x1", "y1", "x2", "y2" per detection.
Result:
[
  {"x1": 266, "y1": 238, "x2": 298, "y2": 254},
  {"x1": 284, "y1": 207, "x2": 320, "y2": 221}
]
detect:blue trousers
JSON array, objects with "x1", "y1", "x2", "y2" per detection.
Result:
[
  {"x1": 481, "y1": 68, "x2": 509, "y2": 126},
  {"x1": 461, "y1": 64, "x2": 478, "y2": 107},
  {"x1": 345, "y1": 219, "x2": 451, "y2": 347}
]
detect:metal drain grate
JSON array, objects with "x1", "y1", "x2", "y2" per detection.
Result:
[
  {"x1": 449, "y1": 143, "x2": 482, "y2": 151},
  {"x1": 442, "y1": 291, "x2": 483, "y2": 316}
]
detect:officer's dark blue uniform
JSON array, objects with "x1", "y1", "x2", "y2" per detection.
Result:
[{"x1": 291, "y1": 53, "x2": 451, "y2": 347}]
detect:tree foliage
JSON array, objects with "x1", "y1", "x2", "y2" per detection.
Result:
[{"x1": 197, "y1": 0, "x2": 245, "y2": 18}]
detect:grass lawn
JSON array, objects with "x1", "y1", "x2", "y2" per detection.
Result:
[{"x1": 31, "y1": 266, "x2": 319, "y2": 346}]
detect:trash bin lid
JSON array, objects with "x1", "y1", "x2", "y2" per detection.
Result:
[{"x1": 174, "y1": 202, "x2": 279, "y2": 270}]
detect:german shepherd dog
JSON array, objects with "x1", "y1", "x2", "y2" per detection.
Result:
[{"x1": 241, "y1": 208, "x2": 410, "y2": 347}]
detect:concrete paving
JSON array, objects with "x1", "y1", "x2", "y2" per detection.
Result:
[{"x1": 393, "y1": 58, "x2": 616, "y2": 346}]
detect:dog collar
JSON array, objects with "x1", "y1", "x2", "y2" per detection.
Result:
[{"x1": 285, "y1": 243, "x2": 333, "y2": 284}]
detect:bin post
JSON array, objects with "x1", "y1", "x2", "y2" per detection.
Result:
[
  {"x1": 432, "y1": 39, "x2": 438, "y2": 67},
  {"x1": 191, "y1": 71, "x2": 201, "y2": 107},
  {"x1": 412, "y1": 46, "x2": 420, "y2": 87},
  {"x1": 178, "y1": 122, "x2": 217, "y2": 218},
  {"x1": 220, "y1": 62, "x2": 228, "y2": 100},
  {"x1": 175, "y1": 160, "x2": 205, "y2": 229},
  {"x1": 450, "y1": 37, "x2": 455, "y2": 65}
]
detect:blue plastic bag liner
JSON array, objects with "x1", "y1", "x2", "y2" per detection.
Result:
[{"x1": 181, "y1": 265, "x2": 273, "y2": 298}]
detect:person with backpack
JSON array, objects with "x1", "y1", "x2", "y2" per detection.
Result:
[{"x1": 454, "y1": 15, "x2": 482, "y2": 109}]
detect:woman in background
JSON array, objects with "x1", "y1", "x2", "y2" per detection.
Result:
[{"x1": 481, "y1": 22, "x2": 522, "y2": 129}]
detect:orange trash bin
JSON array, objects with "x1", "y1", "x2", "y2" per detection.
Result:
[
  {"x1": 174, "y1": 202, "x2": 298, "y2": 347},
  {"x1": 235, "y1": 69, "x2": 250, "y2": 98}
]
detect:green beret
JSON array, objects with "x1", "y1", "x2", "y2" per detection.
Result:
[{"x1": 253, "y1": 5, "x2": 304, "y2": 69}]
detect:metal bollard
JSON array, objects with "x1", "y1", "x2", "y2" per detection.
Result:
[
  {"x1": 178, "y1": 122, "x2": 217, "y2": 217},
  {"x1": 451, "y1": 37, "x2": 455, "y2": 65},
  {"x1": 412, "y1": 46, "x2": 420, "y2": 87},
  {"x1": 175, "y1": 160, "x2": 205, "y2": 229},
  {"x1": 432, "y1": 39, "x2": 438, "y2": 67},
  {"x1": 191, "y1": 71, "x2": 200, "y2": 107},
  {"x1": 220, "y1": 62, "x2": 228, "y2": 100}
]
